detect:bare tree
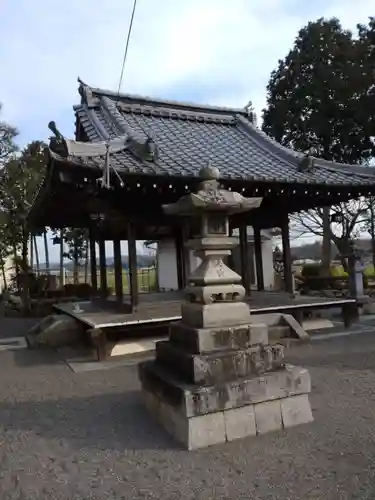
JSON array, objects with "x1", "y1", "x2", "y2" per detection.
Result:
[{"x1": 290, "y1": 199, "x2": 369, "y2": 270}]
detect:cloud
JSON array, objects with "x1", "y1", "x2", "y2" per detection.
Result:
[
  {"x1": 0, "y1": 0, "x2": 373, "y2": 260},
  {"x1": 1, "y1": 0, "x2": 373, "y2": 146}
]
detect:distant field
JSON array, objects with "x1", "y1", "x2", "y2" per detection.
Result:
[{"x1": 65, "y1": 266, "x2": 157, "y2": 293}]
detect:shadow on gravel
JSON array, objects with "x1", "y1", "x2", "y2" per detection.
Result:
[
  {"x1": 0, "y1": 317, "x2": 41, "y2": 339},
  {"x1": 0, "y1": 389, "x2": 180, "y2": 451},
  {"x1": 11, "y1": 347, "x2": 65, "y2": 367}
]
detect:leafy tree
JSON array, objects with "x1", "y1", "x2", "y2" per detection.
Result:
[
  {"x1": 0, "y1": 104, "x2": 18, "y2": 289},
  {"x1": 0, "y1": 224, "x2": 11, "y2": 290},
  {"x1": 262, "y1": 17, "x2": 375, "y2": 270},
  {"x1": 262, "y1": 17, "x2": 374, "y2": 161},
  {"x1": 357, "y1": 17, "x2": 375, "y2": 145},
  {"x1": 58, "y1": 227, "x2": 89, "y2": 284},
  {"x1": 0, "y1": 141, "x2": 46, "y2": 310},
  {"x1": 0, "y1": 103, "x2": 18, "y2": 167}
]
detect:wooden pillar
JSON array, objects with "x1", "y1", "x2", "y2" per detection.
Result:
[
  {"x1": 182, "y1": 220, "x2": 190, "y2": 284},
  {"x1": 113, "y1": 237, "x2": 123, "y2": 305},
  {"x1": 281, "y1": 214, "x2": 293, "y2": 294},
  {"x1": 239, "y1": 222, "x2": 251, "y2": 296},
  {"x1": 175, "y1": 222, "x2": 188, "y2": 290},
  {"x1": 89, "y1": 228, "x2": 97, "y2": 293},
  {"x1": 59, "y1": 228, "x2": 64, "y2": 287},
  {"x1": 253, "y1": 226, "x2": 264, "y2": 291},
  {"x1": 98, "y1": 235, "x2": 107, "y2": 299},
  {"x1": 127, "y1": 221, "x2": 138, "y2": 311},
  {"x1": 175, "y1": 228, "x2": 184, "y2": 290}
]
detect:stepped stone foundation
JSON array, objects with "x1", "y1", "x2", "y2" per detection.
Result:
[{"x1": 138, "y1": 166, "x2": 313, "y2": 450}]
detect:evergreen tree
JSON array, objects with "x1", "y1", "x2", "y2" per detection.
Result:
[
  {"x1": 262, "y1": 17, "x2": 374, "y2": 163},
  {"x1": 261, "y1": 18, "x2": 375, "y2": 269}
]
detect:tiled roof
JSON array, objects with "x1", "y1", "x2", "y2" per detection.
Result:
[{"x1": 55, "y1": 81, "x2": 375, "y2": 187}]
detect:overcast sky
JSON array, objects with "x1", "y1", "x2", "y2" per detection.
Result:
[{"x1": 0, "y1": 0, "x2": 373, "y2": 263}]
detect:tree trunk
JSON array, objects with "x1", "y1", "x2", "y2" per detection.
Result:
[
  {"x1": 335, "y1": 238, "x2": 351, "y2": 273},
  {"x1": 12, "y1": 240, "x2": 19, "y2": 287},
  {"x1": 321, "y1": 206, "x2": 331, "y2": 274},
  {"x1": 0, "y1": 253, "x2": 7, "y2": 290},
  {"x1": 340, "y1": 256, "x2": 349, "y2": 273},
  {"x1": 33, "y1": 236, "x2": 40, "y2": 276},
  {"x1": 43, "y1": 229, "x2": 50, "y2": 275},
  {"x1": 21, "y1": 227, "x2": 31, "y2": 315},
  {"x1": 30, "y1": 233, "x2": 34, "y2": 269}
]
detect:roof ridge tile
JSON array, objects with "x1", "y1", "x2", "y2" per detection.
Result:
[{"x1": 78, "y1": 79, "x2": 248, "y2": 117}]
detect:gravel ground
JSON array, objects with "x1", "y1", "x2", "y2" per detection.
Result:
[
  {"x1": 1, "y1": 323, "x2": 375, "y2": 499},
  {"x1": 0, "y1": 317, "x2": 41, "y2": 339}
]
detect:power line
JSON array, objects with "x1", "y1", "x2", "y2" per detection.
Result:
[
  {"x1": 99, "y1": 0, "x2": 138, "y2": 190},
  {"x1": 116, "y1": 0, "x2": 138, "y2": 96}
]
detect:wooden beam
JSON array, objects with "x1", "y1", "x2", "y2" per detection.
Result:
[
  {"x1": 89, "y1": 228, "x2": 97, "y2": 293},
  {"x1": 98, "y1": 236, "x2": 107, "y2": 299},
  {"x1": 281, "y1": 215, "x2": 293, "y2": 294},
  {"x1": 253, "y1": 226, "x2": 265, "y2": 291},
  {"x1": 113, "y1": 237, "x2": 123, "y2": 305},
  {"x1": 127, "y1": 221, "x2": 139, "y2": 311},
  {"x1": 239, "y1": 222, "x2": 251, "y2": 296}
]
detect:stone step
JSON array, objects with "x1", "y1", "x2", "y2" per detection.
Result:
[
  {"x1": 269, "y1": 338, "x2": 303, "y2": 349},
  {"x1": 139, "y1": 360, "x2": 311, "y2": 418},
  {"x1": 144, "y1": 388, "x2": 313, "y2": 450},
  {"x1": 268, "y1": 325, "x2": 290, "y2": 340},
  {"x1": 169, "y1": 321, "x2": 268, "y2": 354},
  {"x1": 155, "y1": 340, "x2": 284, "y2": 385}
]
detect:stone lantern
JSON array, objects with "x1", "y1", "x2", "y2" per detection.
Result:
[
  {"x1": 138, "y1": 166, "x2": 313, "y2": 450},
  {"x1": 165, "y1": 165, "x2": 262, "y2": 329}
]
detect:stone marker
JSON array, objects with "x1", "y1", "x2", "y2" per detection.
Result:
[{"x1": 138, "y1": 166, "x2": 313, "y2": 450}]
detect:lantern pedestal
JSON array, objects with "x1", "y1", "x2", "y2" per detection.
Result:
[{"x1": 138, "y1": 166, "x2": 313, "y2": 450}]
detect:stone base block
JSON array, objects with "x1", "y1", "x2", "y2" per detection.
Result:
[
  {"x1": 143, "y1": 390, "x2": 227, "y2": 450},
  {"x1": 363, "y1": 301, "x2": 375, "y2": 315},
  {"x1": 224, "y1": 404, "x2": 256, "y2": 441},
  {"x1": 181, "y1": 301, "x2": 251, "y2": 329},
  {"x1": 169, "y1": 321, "x2": 268, "y2": 354},
  {"x1": 142, "y1": 388, "x2": 313, "y2": 450},
  {"x1": 280, "y1": 393, "x2": 313, "y2": 427},
  {"x1": 139, "y1": 360, "x2": 311, "y2": 417},
  {"x1": 254, "y1": 399, "x2": 282, "y2": 434},
  {"x1": 156, "y1": 340, "x2": 284, "y2": 385},
  {"x1": 27, "y1": 314, "x2": 84, "y2": 348}
]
